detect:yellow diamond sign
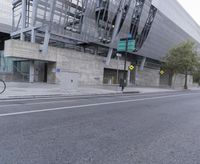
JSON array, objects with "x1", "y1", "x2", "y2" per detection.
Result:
[
  {"x1": 160, "y1": 70, "x2": 165, "y2": 75},
  {"x1": 129, "y1": 65, "x2": 134, "y2": 71}
]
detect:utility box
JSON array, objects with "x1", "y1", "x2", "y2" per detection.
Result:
[{"x1": 57, "y1": 71, "x2": 80, "y2": 89}]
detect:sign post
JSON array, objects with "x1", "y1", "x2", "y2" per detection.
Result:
[
  {"x1": 117, "y1": 35, "x2": 136, "y2": 91},
  {"x1": 122, "y1": 39, "x2": 128, "y2": 91}
]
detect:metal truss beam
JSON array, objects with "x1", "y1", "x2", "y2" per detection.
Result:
[
  {"x1": 31, "y1": 0, "x2": 39, "y2": 42},
  {"x1": 11, "y1": 25, "x2": 41, "y2": 37},
  {"x1": 130, "y1": 0, "x2": 145, "y2": 39},
  {"x1": 40, "y1": 0, "x2": 56, "y2": 54},
  {"x1": 20, "y1": 0, "x2": 26, "y2": 40},
  {"x1": 11, "y1": 0, "x2": 157, "y2": 60},
  {"x1": 106, "y1": 0, "x2": 129, "y2": 65},
  {"x1": 136, "y1": 5, "x2": 157, "y2": 50}
]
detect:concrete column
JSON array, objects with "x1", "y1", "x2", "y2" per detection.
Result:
[
  {"x1": 31, "y1": 0, "x2": 39, "y2": 43},
  {"x1": 140, "y1": 57, "x2": 146, "y2": 71},
  {"x1": 29, "y1": 60, "x2": 35, "y2": 83},
  {"x1": 31, "y1": 29, "x2": 36, "y2": 43},
  {"x1": 135, "y1": 66, "x2": 139, "y2": 86},
  {"x1": 127, "y1": 70, "x2": 131, "y2": 86},
  {"x1": 31, "y1": 0, "x2": 39, "y2": 26},
  {"x1": 41, "y1": 0, "x2": 56, "y2": 54}
]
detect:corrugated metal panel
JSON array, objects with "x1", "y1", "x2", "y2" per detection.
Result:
[
  {"x1": 108, "y1": 0, "x2": 121, "y2": 21},
  {"x1": 138, "y1": 0, "x2": 151, "y2": 34},
  {"x1": 137, "y1": 10, "x2": 200, "y2": 60},
  {"x1": 0, "y1": 0, "x2": 12, "y2": 28},
  {"x1": 10, "y1": 0, "x2": 200, "y2": 61},
  {"x1": 0, "y1": 23, "x2": 12, "y2": 34},
  {"x1": 152, "y1": 0, "x2": 200, "y2": 43}
]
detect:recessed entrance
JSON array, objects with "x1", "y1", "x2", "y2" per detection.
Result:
[
  {"x1": 44, "y1": 63, "x2": 48, "y2": 83},
  {"x1": 103, "y1": 68, "x2": 126, "y2": 85},
  {"x1": 13, "y1": 60, "x2": 56, "y2": 83}
]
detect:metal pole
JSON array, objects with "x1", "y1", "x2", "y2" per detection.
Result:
[
  {"x1": 116, "y1": 54, "x2": 121, "y2": 84},
  {"x1": 117, "y1": 56, "x2": 119, "y2": 84},
  {"x1": 116, "y1": 53, "x2": 121, "y2": 91},
  {"x1": 20, "y1": 0, "x2": 26, "y2": 40},
  {"x1": 122, "y1": 38, "x2": 128, "y2": 91},
  {"x1": 116, "y1": 56, "x2": 119, "y2": 91},
  {"x1": 31, "y1": 0, "x2": 39, "y2": 43}
]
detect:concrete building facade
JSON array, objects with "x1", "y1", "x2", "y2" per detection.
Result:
[
  {"x1": 0, "y1": 1, "x2": 13, "y2": 80},
  {"x1": 1, "y1": 0, "x2": 200, "y2": 88}
]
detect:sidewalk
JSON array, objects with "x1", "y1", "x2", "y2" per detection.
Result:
[{"x1": 0, "y1": 82, "x2": 192, "y2": 99}]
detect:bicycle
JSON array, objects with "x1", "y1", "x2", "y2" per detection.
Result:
[{"x1": 0, "y1": 79, "x2": 6, "y2": 94}]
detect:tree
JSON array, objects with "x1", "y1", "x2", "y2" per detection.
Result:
[{"x1": 164, "y1": 41, "x2": 199, "y2": 89}]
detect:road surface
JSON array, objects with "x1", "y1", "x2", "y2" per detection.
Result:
[{"x1": 0, "y1": 91, "x2": 200, "y2": 164}]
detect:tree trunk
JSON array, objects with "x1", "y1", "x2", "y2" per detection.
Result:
[
  {"x1": 169, "y1": 71, "x2": 173, "y2": 88},
  {"x1": 184, "y1": 70, "x2": 188, "y2": 90}
]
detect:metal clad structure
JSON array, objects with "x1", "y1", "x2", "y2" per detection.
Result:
[
  {"x1": 0, "y1": 1, "x2": 12, "y2": 33},
  {"x1": 153, "y1": 0, "x2": 200, "y2": 43},
  {"x1": 11, "y1": 0, "x2": 200, "y2": 62}
]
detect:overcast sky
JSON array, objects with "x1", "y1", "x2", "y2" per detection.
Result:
[{"x1": 177, "y1": 0, "x2": 200, "y2": 25}]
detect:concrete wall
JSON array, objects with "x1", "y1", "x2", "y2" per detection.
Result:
[
  {"x1": 5, "y1": 40, "x2": 57, "y2": 62},
  {"x1": 55, "y1": 48, "x2": 130, "y2": 86},
  {"x1": 4, "y1": 40, "x2": 196, "y2": 88},
  {"x1": 172, "y1": 74, "x2": 193, "y2": 88},
  {"x1": 160, "y1": 71, "x2": 194, "y2": 89},
  {"x1": 135, "y1": 67, "x2": 160, "y2": 87},
  {"x1": 0, "y1": 73, "x2": 13, "y2": 81},
  {"x1": 56, "y1": 50, "x2": 104, "y2": 86},
  {"x1": 4, "y1": 40, "x2": 130, "y2": 86}
]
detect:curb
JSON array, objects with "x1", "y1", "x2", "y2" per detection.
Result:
[{"x1": 0, "y1": 91, "x2": 140, "y2": 101}]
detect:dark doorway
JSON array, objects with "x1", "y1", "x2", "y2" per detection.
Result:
[
  {"x1": 103, "y1": 68, "x2": 126, "y2": 84},
  {"x1": 0, "y1": 32, "x2": 10, "y2": 50},
  {"x1": 44, "y1": 63, "x2": 48, "y2": 82}
]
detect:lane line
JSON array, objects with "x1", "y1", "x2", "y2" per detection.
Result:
[
  {"x1": 0, "y1": 96, "x2": 77, "y2": 102},
  {"x1": 0, "y1": 99, "x2": 77, "y2": 108},
  {"x1": 0, "y1": 92, "x2": 199, "y2": 117}
]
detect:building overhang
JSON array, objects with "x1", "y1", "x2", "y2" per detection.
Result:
[
  {"x1": 4, "y1": 39, "x2": 57, "y2": 62},
  {"x1": 0, "y1": 23, "x2": 12, "y2": 34}
]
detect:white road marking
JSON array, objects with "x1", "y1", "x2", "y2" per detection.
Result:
[
  {"x1": 0, "y1": 99, "x2": 77, "y2": 107},
  {"x1": 0, "y1": 92, "x2": 199, "y2": 117},
  {"x1": 0, "y1": 96, "x2": 76, "y2": 102}
]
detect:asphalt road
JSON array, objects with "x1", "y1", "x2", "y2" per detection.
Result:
[{"x1": 1, "y1": 91, "x2": 200, "y2": 164}]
